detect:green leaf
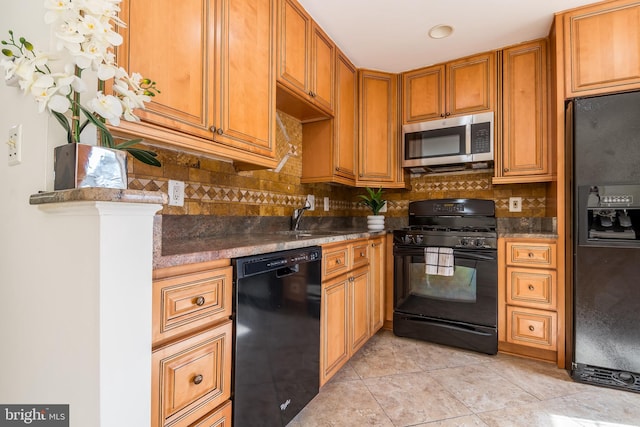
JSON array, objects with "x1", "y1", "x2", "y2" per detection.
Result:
[
  {"x1": 113, "y1": 138, "x2": 144, "y2": 149},
  {"x1": 124, "y1": 147, "x2": 161, "y2": 167},
  {"x1": 78, "y1": 105, "x2": 115, "y2": 148},
  {"x1": 51, "y1": 111, "x2": 73, "y2": 144}
]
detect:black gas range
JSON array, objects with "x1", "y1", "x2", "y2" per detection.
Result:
[
  {"x1": 392, "y1": 199, "x2": 498, "y2": 355},
  {"x1": 394, "y1": 198, "x2": 497, "y2": 249}
]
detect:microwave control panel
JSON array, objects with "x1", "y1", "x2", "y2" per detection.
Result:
[{"x1": 471, "y1": 122, "x2": 491, "y2": 154}]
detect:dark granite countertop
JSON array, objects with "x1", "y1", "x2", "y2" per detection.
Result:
[{"x1": 154, "y1": 228, "x2": 388, "y2": 269}]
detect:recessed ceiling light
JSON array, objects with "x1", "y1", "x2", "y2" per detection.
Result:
[{"x1": 428, "y1": 25, "x2": 454, "y2": 39}]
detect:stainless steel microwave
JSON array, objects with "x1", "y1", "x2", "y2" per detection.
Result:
[{"x1": 402, "y1": 112, "x2": 494, "y2": 168}]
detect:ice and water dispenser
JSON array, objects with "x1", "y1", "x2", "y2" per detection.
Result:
[{"x1": 583, "y1": 184, "x2": 640, "y2": 243}]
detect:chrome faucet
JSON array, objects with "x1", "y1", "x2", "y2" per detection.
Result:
[{"x1": 291, "y1": 199, "x2": 312, "y2": 231}]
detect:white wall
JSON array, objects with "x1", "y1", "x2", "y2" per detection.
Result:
[{"x1": 0, "y1": 3, "x2": 156, "y2": 425}]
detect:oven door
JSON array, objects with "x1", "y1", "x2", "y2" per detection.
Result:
[{"x1": 393, "y1": 246, "x2": 497, "y2": 327}]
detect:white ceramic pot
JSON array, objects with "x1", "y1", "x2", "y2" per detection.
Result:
[{"x1": 367, "y1": 215, "x2": 385, "y2": 231}]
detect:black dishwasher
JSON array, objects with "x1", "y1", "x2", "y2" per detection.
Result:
[{"x1": 233, "y1": 246, "x2": 322, "y2": 426}]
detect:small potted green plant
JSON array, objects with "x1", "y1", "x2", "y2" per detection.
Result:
[{"x1": 358, "y1": 187, "x2": 386, "y2": 231}]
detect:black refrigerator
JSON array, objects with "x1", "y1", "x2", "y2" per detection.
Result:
[{"x1": 571, "y1": 90, "x2": 640, "y2": 393}]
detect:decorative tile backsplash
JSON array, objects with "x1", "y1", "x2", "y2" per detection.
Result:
[{"x1": 128, "y1": 111, "x2": 550, "y2": 219}]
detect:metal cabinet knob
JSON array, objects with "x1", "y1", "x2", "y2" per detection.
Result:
[
  {"x1": 528, "y1": 284, "x2": 535, "y2": 291},
  {"x1": 217, "y1": 128, "x2": 223, "y2": 135},
  {"x1": 210, "y1": 126, "x2": 216, "y2": 133},
  {"x1": 195, "y1": 296, "x2": 205, "y2": 306},
  {"x1": 504, "y1": 168, "x2": 510, "y2": 172},
  {"x1": 528, "y1": 252, "x2": 535, "y2": 258},
  {"x1": 336, "y1": 259, "x2": 342, "y2": 265},
  {"x1": 445, "y1": 112, "x2": 451, "y2": 117},
  {"x1": 528, "y1": 325, "x2": 535, "y2": 332},
  {"x1": 193, "y1": 374, "x2": 204, "y2": 385},
  {"x1": 360, "y1": 252, "x2": 365, "y2": 257}
]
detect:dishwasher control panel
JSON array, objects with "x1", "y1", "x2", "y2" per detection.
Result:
[{"x1": 237, "y1": 246, "x2": 322, "y2": 277}]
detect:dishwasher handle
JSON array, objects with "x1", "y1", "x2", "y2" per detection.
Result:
[{"x1": 276, "y1": 264, "x2": 299, "y2": 278}]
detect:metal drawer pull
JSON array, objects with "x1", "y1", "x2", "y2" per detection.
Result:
[
  {"x1": 360, "y1": 252, "x2": 365, "y2": 257},
  {"x1": 528, "y1": 252, "x2": 535, "y2": 258},
  {"x1": 336, "y1": 259, "x2": 342, "y2": 265},
  {"x1": 193, "y1": 374, "x2": 204, "y2": 385},
  {"x1": 195, "y1": 296, "x2": 205, "y2": 306},
  {"x1": 528, "y1": 325, "x2": 535, "y2": 332},
  {"x1": 528, "y1": 285, "x2": 535, "y2": 291}
]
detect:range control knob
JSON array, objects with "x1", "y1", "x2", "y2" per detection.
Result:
[
  {"x1": 460, "y1": 238, "x2": 470, "y2": 246},
  {"x1": 475, "y1": 238, "x2": 485, "y2": 247}
]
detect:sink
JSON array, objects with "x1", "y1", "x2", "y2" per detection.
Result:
[{"x1": 275, "y1": 230, "x2": 342, "y2": 238}]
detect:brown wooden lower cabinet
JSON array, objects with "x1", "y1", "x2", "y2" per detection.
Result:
[
  {"x1": 498, "y1": 238, "x2": 561, "y2": 363},
  {"x1": 152, "y1": 261, "x2": 234, "y2": 427},
  {"x1": 320, "y1": 236, "x2": 385, "y2": 386}
]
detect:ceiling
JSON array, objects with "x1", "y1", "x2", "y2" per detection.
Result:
[{"x1": 297, "y1": 0, "x2": 596, "y2": 73}]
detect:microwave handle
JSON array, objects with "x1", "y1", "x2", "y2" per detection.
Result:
[{"x1": 465, "y1": 121, "x2": 471, "y2": 156}]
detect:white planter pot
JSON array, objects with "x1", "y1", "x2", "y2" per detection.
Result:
[{"x1": 367, "y1": 215, "x2": 385, "y2": 231}]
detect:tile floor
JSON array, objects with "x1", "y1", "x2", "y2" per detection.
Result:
[{"x1": 289, "y1": 330, "x2": 640, "y2": 426}]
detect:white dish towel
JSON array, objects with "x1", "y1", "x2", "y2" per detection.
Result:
[{"x1": 424, "y1": 247, "x2": 454, "y2": 276}]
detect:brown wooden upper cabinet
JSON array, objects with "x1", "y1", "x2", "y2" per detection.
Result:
[
  {"x1": 564, "y1": 0, "x2": 640, "y2": 98},
  {"x1": 302, "y1": 50, "x2": 358, "y2": 185},
  {"x1": 402, "y1": 52, "x2": 496, "y2": 124},
  {"x1": 494, "y1": 39, "x2": 553, "y2": 183},
  {"x1": 115, "y1": 0, "x2": 277, "y2": 169},
  {"x1": 277, "y1": 0, "x2": 335, "y2": 117},
  {"x1": 358, "y1": 70, "x2": 406, "y2": 188}
]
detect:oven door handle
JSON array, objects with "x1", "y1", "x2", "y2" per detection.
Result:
[{"x1": 452, "y1": 251, "x2": 496, "y2": 261}]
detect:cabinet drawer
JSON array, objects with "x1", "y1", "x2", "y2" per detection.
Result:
[
  {"x1": 190, "y1": 400, "x2": 232, "y2": 427},
  {"x1": 323, "y1": 245, "x2": 350, "y2": 278},
  {"x1": 351, "y1": 241, "x2": 370, "y2": 269},
  {"x1": 152, "y1": 321, "x2": 232, "y2": 427},
  {"x1": 153, "y1": 266, "x2": 233, "y2": 345},
  {"x1": 506, "y1": 241, "x2": 556, "y2": 268},
  {"x1": 506, "y1": 306, "x2": 557, "y2": 350},
  {"x1": 506, "y1": 267, "x2": 556, "y2": 310}
]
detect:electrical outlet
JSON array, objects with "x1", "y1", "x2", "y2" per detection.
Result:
[
  {"x1": 379, "y1": 202, "x2": 388, "y2": 213},
  {"x1": 324, "y1": 197, "x2": 329, "y2": 212},
  {"x1": 168, "y1": 180, "x2": 185, "y2": 207},
  {"x1": 509, "y1": 197, "x2": 522, "y2": 212},
  {"x1": 306, "y1": 194, "x2": 315, "y2": 211},
  {"x1": 7, "y1": 124, "x2": 22, "y2": 166}
]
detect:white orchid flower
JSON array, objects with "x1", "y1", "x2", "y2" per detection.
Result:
[
  {"x1": 87, "y1": 91, "x2": 123, "y2": 126},
  {"x1": 2, "y1": 0, "x2": 158, "y2": 156},
  {"x1": 44, "y1": 0, "x2": 75, "y2": 24},
  {"x1": 48, "y1": 94, "x2": 72, "y2": 114},
  {"x1": 97, "y1": 63, "x2": 116, "y2": 81},
  {"x1": 30, "y1": 75, "x2": 59, "y2": 112},
  {"x1": 120, "y1": 96, "x2": 140, "y2": 122}
]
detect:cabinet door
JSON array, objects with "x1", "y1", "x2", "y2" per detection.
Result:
[
  {"x1": 498, "y1": 40, "x2": 550, "y2": 181},
  {"x1": 334, "y1": 51, "x2": 358, "y2": 180},
  {"x1": 369, "y1": 238, "x2": 385, "y2": 334},
  {"x1": 120, "y1": 0, "x2": 215, "y2": 140},
  {"x1": 310, "y1": 23, "x2": 335, "y2": 112},
  {"x1": 402, "y1": 65, "x2": 445, "y2": 123},
  {"x1": 447, "y1": 52, "x2": 496, "y2": 116},
  {"x1": 349, "y1": 267, "x2": 370, "y2": 355},
  {"x1": 213, "y1": 0, "x2": 276, "y2": 160},
  {"x1": 277, "y1": 0, "x2": 311, "y2": 94},
  {"x1": 564, "y1": 0, "x2": 640, "y2": 97},
  {"x1": 151, "y1": 321, "x2": 232, "y2": 427},
  {"x1": 358, "y1": 70, "x2": 398, "y2": 184},
  {"x1": 320, "y1": 278, "x2": 349, "y2": 386}
]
